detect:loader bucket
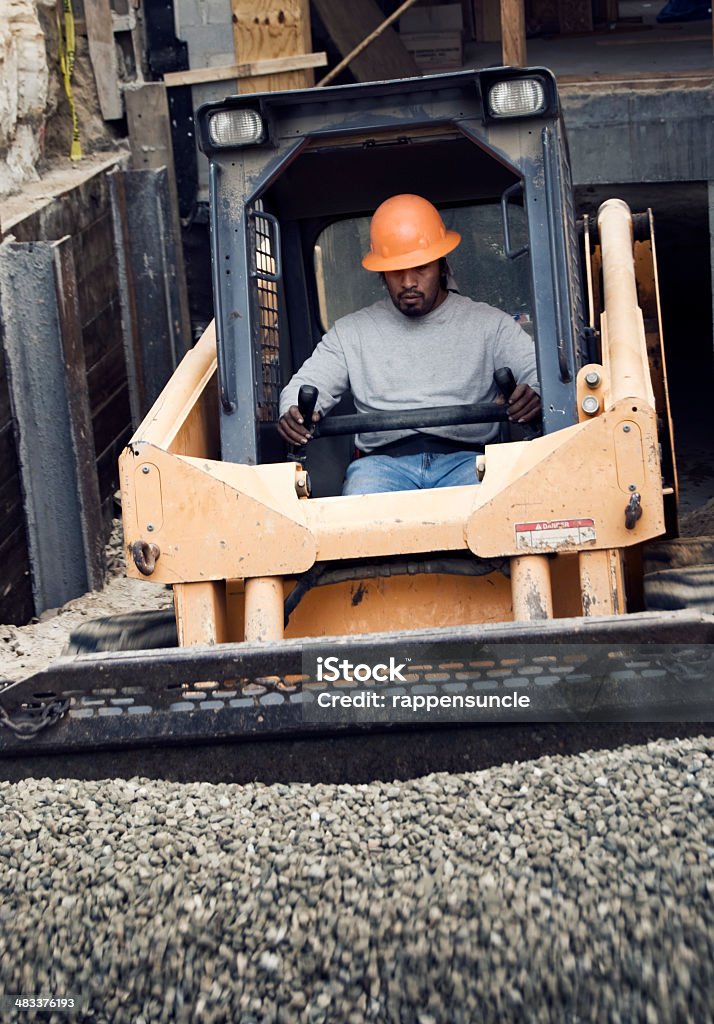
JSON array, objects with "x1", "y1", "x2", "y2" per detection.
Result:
[{"x1": 1, "y1": 611, "x2": 713, "y2": 760}]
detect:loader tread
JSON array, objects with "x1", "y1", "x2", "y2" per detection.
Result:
[
  {"x1": 63, "y1": 609, "x2": 178, "y2": 655},
  {"x1": 642, "y1": 535, "x2": 714, "y2": 574},
  {"x1": 643, "y1": 563, "x2": 714, "y2": 614}
]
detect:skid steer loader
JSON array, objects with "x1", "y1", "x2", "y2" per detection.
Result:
[{"x1": 1, "y1": 67, "x2": 713, "y2": 761}]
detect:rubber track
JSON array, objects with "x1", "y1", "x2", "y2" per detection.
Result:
[{"x1": 63, "y1": 609, "x2": 178, "y2": 654}]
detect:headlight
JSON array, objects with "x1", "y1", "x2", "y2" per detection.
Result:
[
  {"x1": 488, "y1": 78, "x2": 546, "y2": 118},
  {"x1": 208, "y1": 109, "x2": 267, "y2": 146}
]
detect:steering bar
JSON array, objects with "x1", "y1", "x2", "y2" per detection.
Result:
[
  {"x1": 295, "y1": 367, "x2": 523, "y2": 439},
  {"x1": 307, "y1": 401, "x2": 509, "y2": 438}
]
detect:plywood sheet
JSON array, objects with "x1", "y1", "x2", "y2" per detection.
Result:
[{"x1": 231, "y1": 0, "x2": 315, "y2": 90}]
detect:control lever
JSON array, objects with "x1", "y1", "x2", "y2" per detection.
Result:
[
  {"x1": 493, "y1": 366, "x2": 517, "y2": 400},
  {"x1": 493, "y1": 366, "x2": 539, "y2": 439},
  {"x1": 289, "y1": 385, "x2": 319, "y2": 465},
  {"x1": 298, "y1": 385, "x2": 319, "y2": 428}
]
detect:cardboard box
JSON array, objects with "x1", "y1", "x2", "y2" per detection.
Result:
[
  {"x1": 399, "y1": 31, "x2": 463, "y2": 71},
  {"x1": 400, "y1": 5, "x2": 464, "y2": 71},
  {"x1": 400, "y1": 3, "x2": 464, "y2": 33}
]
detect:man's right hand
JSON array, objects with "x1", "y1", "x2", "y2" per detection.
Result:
[{"x1": 277, "y1": 405, "x2": 320, "y2": 445}]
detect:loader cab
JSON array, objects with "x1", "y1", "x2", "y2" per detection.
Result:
[{"x1": 198, "y1": 68, "x2": 588, "y2": 491}]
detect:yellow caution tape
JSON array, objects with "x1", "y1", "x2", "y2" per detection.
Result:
[{"x1": 56, "y1": 0, "x2": 82, "y2": 161}]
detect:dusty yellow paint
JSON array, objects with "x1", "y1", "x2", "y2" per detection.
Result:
[{"x1": 117, "y1": 200, "x2": 670, "y2": 647}]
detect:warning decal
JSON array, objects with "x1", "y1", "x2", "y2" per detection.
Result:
[{"x1": 515, "y1": 518, "x2": 596, "y2": 550}]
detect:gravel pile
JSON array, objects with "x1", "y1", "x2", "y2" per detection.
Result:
[{"x1": 1, "y1": 735, "x2": 713, "y2": 1023}]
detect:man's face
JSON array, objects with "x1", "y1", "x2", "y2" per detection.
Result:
[{"x1": 384, "y1": 260, "x2": 446, "y2": 318}]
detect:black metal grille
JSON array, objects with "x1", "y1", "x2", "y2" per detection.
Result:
[{"x1": 252, "y1": 206, "x2": 281, "y2": 422}]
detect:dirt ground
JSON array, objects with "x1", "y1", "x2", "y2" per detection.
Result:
[
  {"x1": 681, "y1": 498, "x2": 714, "y2": 538},
  {"x1": 0, "y1": 522, "x2": 172, "y2": 684}
]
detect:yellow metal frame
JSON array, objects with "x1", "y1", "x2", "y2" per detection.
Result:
[{"x1": 118, "y1": 200, "x2": 669, "y2": 645}]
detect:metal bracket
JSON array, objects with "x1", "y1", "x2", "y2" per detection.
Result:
[{"x1": 501, "y1": 182, "x2": 529, "y2": 260}]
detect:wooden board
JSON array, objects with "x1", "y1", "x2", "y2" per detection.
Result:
[
  {"x1": 83, "y1": 0, "x2": 123, "y2": 119},
  {"x1": 558, "y1": 68, "x2": 714, "y2": 86},
  {"x1": 312, "y1": 0, "x2": 421, "y2": 83},
  {"x1": 163, "y1": 52, "x2": 327, "y2": 88},
  {"x1": 125, "y1": 84, "x2": 176, "y2": 175},
  {"x1": 231, "y1": 0, "x2": 315, "y2": 91}
]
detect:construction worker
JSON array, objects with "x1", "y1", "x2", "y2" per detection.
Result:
[{"x1": 278, "y1": 193, "x2": 541, "y2": 494}]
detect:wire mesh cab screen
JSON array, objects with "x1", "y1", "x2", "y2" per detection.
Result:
[{"x1": 249, "y1": 201, "x2": 281, "y2": 423}]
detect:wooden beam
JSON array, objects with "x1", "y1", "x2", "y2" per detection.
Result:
[
  {"x1": 163, "y1": 52, "x2": 327, "y2": 88},
  {"x1": 318, "y1": 0, "x2": 420, "y2": 87},
  {"x1": 84, "y1": 0, "x2": 122, "y2": 119},
  {"x1": 312, "y1": 0, "x2": 420, "y2": 83},
  {"x1": 557, "y1": 68, "x2": 714, "y2": 86},
  {"x1": 231, "y1": 0, "x2": 314, "y2": 92},
  {"x1": 500, "y1": 0, "x2": 526, "y2": 66},
  {"x1": 475, "y1": 0, "x2": 502, "y2": 43}
]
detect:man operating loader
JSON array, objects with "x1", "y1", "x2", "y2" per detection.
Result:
[{"x1": 278, "y1": 194, "x2": 541, "y2": 494}]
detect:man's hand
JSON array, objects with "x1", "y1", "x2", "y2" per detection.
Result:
[
  {"x1": 507, "y1": 384, "x2": 541, "y2": 424},
  {"x1": 277, "y1": 405, "x2": 320, "y2": 445}
]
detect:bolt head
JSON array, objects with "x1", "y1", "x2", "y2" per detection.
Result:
[
  {"x1": 584, "y1": 370, "x2": 601, "y2": 388},
  {"x1": 581, "y1": 395, "x2": 600, "y2": 416},
  {"x1": 142, "y1": 465, "x2": 150, "y2": 474}
]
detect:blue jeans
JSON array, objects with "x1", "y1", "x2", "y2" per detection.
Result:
[{"x1": 342, "y1": 452, "x2": 479, "y2": 495}]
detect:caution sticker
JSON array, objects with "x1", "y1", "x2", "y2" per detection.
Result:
[{"x1": 515, "y1": 518, "x2": 596, "y2": 550}]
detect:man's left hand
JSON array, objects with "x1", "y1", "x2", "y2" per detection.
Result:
[{"x1": 508, "y1": 384, "x2": 541, "y2": 423}]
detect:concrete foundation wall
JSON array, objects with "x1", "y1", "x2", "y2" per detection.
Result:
[
  {"x1": 561, "y1": 83, "x2": 714, "y2": 186},
  {"x1": 562, "y1": 81, "x2": 714, "y2": 377}
]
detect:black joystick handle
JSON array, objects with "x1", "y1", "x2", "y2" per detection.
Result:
[
  {"x1": 493, "y1": 367, "x2": 517, "y2": 400},
  {"x1": 298, "y1": 385, "x2": 319, "y2": 431}
]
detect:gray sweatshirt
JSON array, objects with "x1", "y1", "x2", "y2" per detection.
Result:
[{"x1": 279, "y1": 292, "x2": 539, "y2": 452}]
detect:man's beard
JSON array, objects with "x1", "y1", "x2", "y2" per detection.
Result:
[{"x1": 395, "y1": 290, "x2": 429, "y2": 317}]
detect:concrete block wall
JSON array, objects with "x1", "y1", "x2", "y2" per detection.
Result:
[{"x1": 174, "y1": 0, "x2": 236, "y2": 198}]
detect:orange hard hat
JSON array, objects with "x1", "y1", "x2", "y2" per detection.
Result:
[{"x1": 361, "y1": 194, "x2": 461, "y2": 272}]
